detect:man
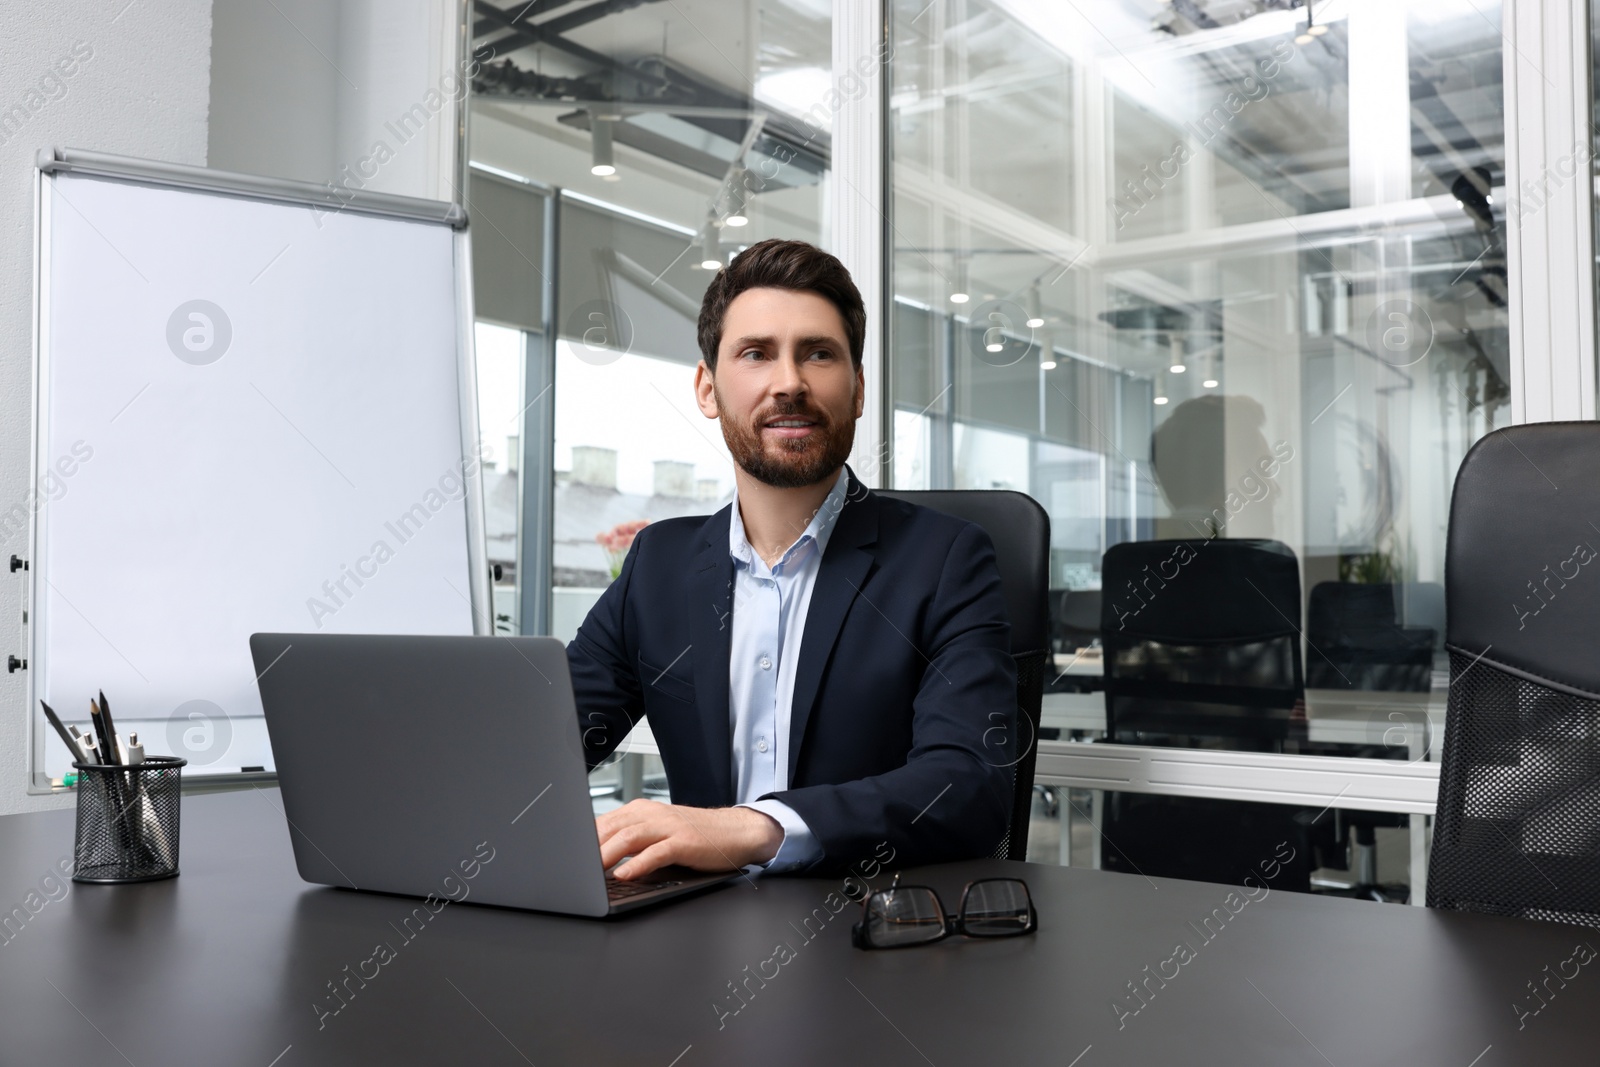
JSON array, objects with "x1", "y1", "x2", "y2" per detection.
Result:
[{"x1": 568, "y1": 238, "x2": 1015, "y2": 878}]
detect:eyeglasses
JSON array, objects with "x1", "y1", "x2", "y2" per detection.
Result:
[{"x1": 850, "y1": 873, "x2": 1037, "y2": 950}]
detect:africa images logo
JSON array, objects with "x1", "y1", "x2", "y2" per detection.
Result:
[{"x1": 166, "y1": 300, "x2": 232, "y2": 366}]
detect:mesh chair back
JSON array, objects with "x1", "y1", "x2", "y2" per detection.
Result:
[
  {"x1": 1100, "y1": 538, "x2": 1304, "y2": 743},
  {"x1": 878, "y1": 489, "x2": 1050, "y2": 861},
  {"x1": 1430, "y1": 423, "x2": 1600, "y2": 927}
]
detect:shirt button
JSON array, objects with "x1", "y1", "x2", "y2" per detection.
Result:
[
  {"x1": 759, "y1": 656, "x2": 772, "y2": 670},
  {"x1": 757, "y1": 738, "x2": 769, "y2": 753}
]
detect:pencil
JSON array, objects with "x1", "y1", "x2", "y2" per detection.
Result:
[
  {"x1": 97, "y1": 689, "x2": 121, "y2": 764},
  {"x1": 39, "y1": 701, "x2": 86, "y2": 764}
]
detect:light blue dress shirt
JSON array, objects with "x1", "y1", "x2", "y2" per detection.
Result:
[{"x1": 729, "y1": 466, "x2": 851, "y2": 873}]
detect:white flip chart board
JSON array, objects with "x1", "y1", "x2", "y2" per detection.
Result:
[{"x1": 27, "y1": 149, "x2": 489, "y2": 786}]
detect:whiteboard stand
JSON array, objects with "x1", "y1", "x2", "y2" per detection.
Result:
[{"x1": 25, "y1": 147, "x2": 491, "y2": 792}]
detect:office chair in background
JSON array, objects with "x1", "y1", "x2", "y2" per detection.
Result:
[
  {"x1": 1306, "y1": 582, "x2": 1435, "y2": 692},
  {"x1": 1097, "y1": 538, "x2": 1320, "y2": 891},
  {"x1": 880, "y1": 489, "x2": 1050, "y2": 862},
  {"x1": 1053, "y1": 589, "x2": 1103, "y2": 653},
  {"x1": 1430, "y1": 423, "x2": 1600, "y2": 929}
]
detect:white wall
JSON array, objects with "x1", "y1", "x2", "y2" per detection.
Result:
[
  {"x1": 210, "y1": 0, "x2": 464, "y2": 201},
  {"x1": 0, "y1": 1, "x2": 216, "y2": 815}
]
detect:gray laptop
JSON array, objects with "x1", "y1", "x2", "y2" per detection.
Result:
[{"x1": 249, "y1": 632, "x2": 741, "y2": 917}]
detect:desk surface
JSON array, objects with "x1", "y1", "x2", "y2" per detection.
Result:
[{"x1": 2, "y1": 788, "x2": 1594, "y2": 1065}]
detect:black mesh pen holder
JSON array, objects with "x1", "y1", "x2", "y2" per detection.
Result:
[{"x1": 71, "y1": 756, "x2": 186, "y2": 883}]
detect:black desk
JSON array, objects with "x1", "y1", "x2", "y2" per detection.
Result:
[{"x1": 2, "y1": 788, "x2": 1595, "y2": 1065}]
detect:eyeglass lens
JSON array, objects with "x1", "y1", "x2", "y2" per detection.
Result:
[
  {"x1": 960, "y1": 879, "x2": 1032, "y2": 937},
  {"x1": 866, "y1": 885, "x2": 946, "y2": 947}
]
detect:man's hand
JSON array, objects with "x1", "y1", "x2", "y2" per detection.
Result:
[{"x1": 596, "y1": 799, "x2": 783, "y2": 879}]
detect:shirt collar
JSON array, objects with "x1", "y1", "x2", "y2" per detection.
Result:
[{"x1": 728, "y1": 465, "x2": 852, "y2": 573}]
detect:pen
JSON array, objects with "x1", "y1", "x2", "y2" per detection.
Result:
[
  {"x1": 72, "y1": 726, "x2": 98, "y2": 764},
  {"x1": 97, "y1": 689, "x2": 122, "y2": 765},
  {"x1": 127, "y1": 732, "x2": 144, "y2": 765},
  {"x1": 40, "y1": 701, "x2": 87, "y2": 764},
  {"x1": 89, "y1": 699, "x2": 115, "y2": 765}
]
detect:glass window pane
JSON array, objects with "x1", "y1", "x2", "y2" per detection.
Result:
[
  {"x1": 468, "y1": 1, "x2": 831, "y2": 808},
  {"x1": 890, "y1": 0, "x2": 1507, "y2": 783},
  {"x1": 475, "y1": 321, "x2": 524, "y2": 633}
]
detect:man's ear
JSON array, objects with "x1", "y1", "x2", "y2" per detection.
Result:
[
  {"x1": 853, "y1": 363, "x2": 865, "y2": 419},
  {"x1": 693, "y1": 360, "x2": 720, "y2": 419}
]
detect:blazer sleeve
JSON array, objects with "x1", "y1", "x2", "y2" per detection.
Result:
[
  {"x1": 762, "y1": 521, "x2": 1016, "y2": 872},
  {"x1": 566, "y1": 528, "x2": 646, "y2": 770}
]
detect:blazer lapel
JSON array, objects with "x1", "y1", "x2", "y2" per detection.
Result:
[
  {"x1": 686, "y1": 508, "x2": 735, "y2": 806},
  {"x1": 786, "y1": 475, "x2": 880, "y2": 783}
]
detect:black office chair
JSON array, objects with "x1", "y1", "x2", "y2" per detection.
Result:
[
  {"x1": 1053, "y1": 589, "x2": 1102, "y2": 653},
  {"x1": 1097, "y1": 538, "x2": 1319, "y2": 891},
  {"x1": 1101, "y1": 538, "x2": 1304, "y2": 744},
  {"x1": 878, "y1": 489, "x2": 1050, "y2": 862},
  {"x1": 1429, "y1": 423, "x2": 1600, "y2": 928},
  {"x1": 1306, "y1": 581, "x2": 1434, "y2": 692}
]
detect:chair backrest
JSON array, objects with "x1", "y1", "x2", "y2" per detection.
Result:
[
  {"x1": 877, "y1": 489, "x2": 1050, "y2": 862},
  {"x1": 1099, "y1": 538, "x2": 1304, "y2": 743},
  {"x1": 1054, "y1": 589, "x2": 1102, "y2": 651},
  {"x1": 1305, "y1": 581, "x2": 1433, "y2": 692},
  {"x1": 1430, "y1": 423, "x2": 1600, "y2": 928}
]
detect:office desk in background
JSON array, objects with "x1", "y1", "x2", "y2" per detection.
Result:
[
  {"x1": 1, "y1": 788, "x2": 1594, "y2": 1065},
  {"x1": 613, "y1": 688, "x2": 1449, "y2": 760}
]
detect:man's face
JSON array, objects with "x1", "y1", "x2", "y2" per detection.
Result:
[{"x1": 695, "y1": 287, "x2": 864, "y2": 489}]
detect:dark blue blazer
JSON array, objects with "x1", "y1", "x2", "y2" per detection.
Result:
[{"x1": 566, "y1": 468, "x2": 1017, "y2": 874}]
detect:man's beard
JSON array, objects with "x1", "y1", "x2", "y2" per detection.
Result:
[{"x1": 718, "y1": 393, "x2": 855, "y2": 489}]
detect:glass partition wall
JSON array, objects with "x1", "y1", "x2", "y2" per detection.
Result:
[
  {"x1": 466, "y1": 0, "x2": 832, "y2": 802},
  {"x1": 465, "y1": 0, "x2": 1524, "y2": 894},
  {"x1": 889, "y1": 0, "x2": 1507, "y2": 898}
]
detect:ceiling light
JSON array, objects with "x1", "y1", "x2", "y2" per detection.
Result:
[
  {"x1": 1026, "y1": 283, "x2": 1044, "y2": 329},
  {"x1": 950, "y1": 259, "x2": 969, "y2": 304},
  {"x1": 1154, "y1": 376, "x2": 1168, "y2": 405},
  {"x1": 1169, "y1": 336, "x2": 1186, "y2": 373},
  {"x1": 590, "y1": 114, "x2": 615, "y2": 177},
  {"x1": 1039, "y1": 330, "x2": 1056, "y2": 371},
  {"x1": 1297, "y1": 0, "x2": 1320, "y2": 44},
  {"x1": 700, "y1": 212, "x2": 721, "y2": 270},
  {"x1": 724, "y1": 166, "x2": 749, "y2": 226},
  {"x1": 1203, "y1": 378, "x2": 1219, "y2": 388}
]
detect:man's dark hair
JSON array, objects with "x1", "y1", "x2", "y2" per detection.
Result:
[{"x1": 696, "y1": 238, "x2": 866, "y2": 373}]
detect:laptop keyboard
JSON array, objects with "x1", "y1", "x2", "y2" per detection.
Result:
[{"x1": 606, "y1": 876, "x2": 682, "y2": 900}]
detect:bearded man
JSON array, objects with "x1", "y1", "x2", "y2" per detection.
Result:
[{"x1": 569, "y1": 238, "x2": 1016, "y2": 878}]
